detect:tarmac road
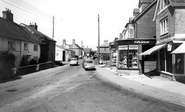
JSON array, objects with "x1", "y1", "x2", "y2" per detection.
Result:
[{"x1": 0, "y1": 63, "x2": 185, "y2": 112}]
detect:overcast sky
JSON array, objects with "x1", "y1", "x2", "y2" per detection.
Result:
[{"x1": 0, "y1": 0, "x2": 138, "y2": 50}]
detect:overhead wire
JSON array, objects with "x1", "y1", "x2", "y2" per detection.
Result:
[
  {"x1": 1, "y1": 0, "x2": 52, "y2": 22},
  {"x1": 10, "y1": 0, "x2": 52, "y2": 19},
  {"x1": 1, "y1": 0, "x2": 64, "y2": 35}
]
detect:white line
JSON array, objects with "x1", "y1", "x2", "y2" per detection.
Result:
[
  {"x1": 63, "y1": 84, "x2": 80, "y2": 93},
  {"x1": 48, "y1": 84, "x2": 80, "y2": 100}
]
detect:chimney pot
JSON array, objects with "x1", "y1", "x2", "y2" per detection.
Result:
[{"x1": 2, "y1": 9, "x2": 13, "y2": 22}]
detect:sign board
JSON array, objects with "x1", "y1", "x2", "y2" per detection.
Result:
[
  {"x1": 144, "y1": 61, "x2": 156, "y2": 73},
  {"x1": 118, "y1": 45, "x2": 128, "y2": 50}
]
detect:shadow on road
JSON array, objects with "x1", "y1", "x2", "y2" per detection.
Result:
[{"x1": 0, "y1": 75, "x2": 22, "y2": 84}]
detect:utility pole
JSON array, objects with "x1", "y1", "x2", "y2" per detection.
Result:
[
  {"x1": 98, "y1": 14, "x2": 100, "y2": 64},
  {"x1": 52, "y1": 16, "x2": 55, "y2": 39}
]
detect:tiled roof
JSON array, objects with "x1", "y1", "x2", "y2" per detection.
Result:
[
  {"x1": 21, "y1": 23, "x2": 56, "y2": 42},
  {"x1": 0, "y1": 17, "x2": 38, "y2": 43}
]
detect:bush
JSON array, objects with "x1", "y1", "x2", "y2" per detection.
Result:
[{"x1": 0, "y1": 51, "x2": 15, "y2": 62}]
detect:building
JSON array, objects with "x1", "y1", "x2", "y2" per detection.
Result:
[
  {"x1": 141, "y1": 0, "x2": 185, "y2": 83},
  {"x1": 0, "y1": 9, "x2": 41, "y2": 78},
  {"x1": 0, "y1": 9, "x2": 41, "y2": 67},
  {"x1": 21, "y1": 23, "x2": 56, "y2": 66},
  {"x1": 115, "y1": 0, "x2": 156, "y2": 72},
  {"x1": 70, "y1": 39, "x2": 83, "y2": 58},
  {"x1": 60, "y1": 39, "x2": 74, "y2": 62},
  {"x1": 97, "y1": 40, "x2": 110, "y2": 61},
  {"x1": 83, "y1": 47, "x2": 92, "y2": 57}
]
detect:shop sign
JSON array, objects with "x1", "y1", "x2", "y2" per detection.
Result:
[
  {"x1": 129, "y1": 45, "x2": 138, "y2": 50},
  {"x1": 134, "y1": 40, "x2": 150, "y2": 44},
  {"x1": 118, "y1": 45, "x2": 128, "y2": 50}
]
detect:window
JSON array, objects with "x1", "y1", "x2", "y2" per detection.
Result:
[
  {"x1": 159, "y1": 0, "x2": 170, "y2": 13},
  {"x1": 104, "y1": 48, "x2": 106, "y2": 51},
  {"x1": 33, "y1": 44, "x2": 38, "y2": 51},
  {"x1": 160, "y1": 17, "x2": 168, "y2": 35},
  {"x1": 8, "y1": 41, "x2": 16, "y2": 50},
  {"x1": 24, "y1": 43, "x2": 28, "y2": 50},
  {"x1": 129, "y1": 28, "x2": 134, "y2": 38}
]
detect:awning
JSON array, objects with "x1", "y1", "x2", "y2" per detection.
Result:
[
  {"x1": 139, "y1": 44, "x2": 167, "y2": 56},
  {"x1": 171, "y1": 42, "x2": 185, "y2": 54}
]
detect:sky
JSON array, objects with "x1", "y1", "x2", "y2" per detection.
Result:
[{"x1": 0, "y1": 0, "x2": 138, "y2": 50}]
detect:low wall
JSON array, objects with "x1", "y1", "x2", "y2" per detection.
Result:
[{"x1": 14, "y1": 61, "x2": 53, "y2": 76}]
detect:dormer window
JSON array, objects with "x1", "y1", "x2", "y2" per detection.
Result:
[
  {"x1": 158, "y1": 0, "x2": 170, "y2": 13},
  {"x1": 160, "y1": 17, "x2": 168, "y2": 35}
]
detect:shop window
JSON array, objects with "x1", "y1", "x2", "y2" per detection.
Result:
[
  {"x1": 118, "y1": 45, "x2": 138, "y2": 69},
  {"x1": 175, "y1": 54, "x2": 184, "y2": 74}
]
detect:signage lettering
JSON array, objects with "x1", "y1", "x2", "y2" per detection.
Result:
[{"x1": 134, "y1": 40, "x2": 150, "y2": 44}]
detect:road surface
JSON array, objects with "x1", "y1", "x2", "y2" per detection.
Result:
[{"x1": 0, "y1": 63, "x2": 185, "y2": 112}]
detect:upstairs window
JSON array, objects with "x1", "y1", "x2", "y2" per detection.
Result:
[
  {"x1": 8, "y1": 41, "x2": 16, "y2": 50},
  {"x1": 24, "y1": 43, "x2": 28, "y2": 50},
  {"x1": 33, "y1": 44, "x2": 38, "y2": 51},
  {"x1": 129, "y1": 28, "x2": 134, "y2": 38},
  {"x1": 104, "y1": 48, "x2": 106, "y2": 51},
  {"x1": 160, "y1": 17, "x2": 168, "y2": 35}
]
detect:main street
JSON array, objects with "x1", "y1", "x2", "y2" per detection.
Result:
[{"x1": 0, "y1": 62, "x2": 185, "y2": 112}]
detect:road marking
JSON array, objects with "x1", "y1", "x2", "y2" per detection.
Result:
[{"x1": 48, "y1": 84, "x2": 80, "y2": 100}]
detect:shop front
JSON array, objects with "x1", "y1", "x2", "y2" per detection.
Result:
[
  {"x1": 139, "y1": 35, "x2": 185, "y2": 83},
  {"x1": 116, "y1": 39, "x2": 156, "y2": 70}
]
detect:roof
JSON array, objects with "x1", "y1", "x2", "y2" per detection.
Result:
[
  {"x1": 84, "y1": 48, "x2": 92, "y2": 53},
  {"x1": 169, "y1": 0, "x2": 185, "y2": 7},
  {"x1": 101, "y1": 43, "x2": 109, "y2": 47},
  {"x1": 70, "y1": 43, "x2": 82, "y2": 49},
  {"x1": 56, "y1": 45, "x2": 73, "y2": 51},
  {"x1": 21, "y1": 23, "x2": 56, "y2": 42},
  {"x1": 0, "y1": 17, "x2": 39, "y2": 43},
  {"x1": 133, "y1": 0, "x2": 157, "y2": 22}
]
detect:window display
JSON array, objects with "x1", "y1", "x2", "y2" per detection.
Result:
[{"x1": 118, "y1": 45, "x2": 138, "y2": 69}]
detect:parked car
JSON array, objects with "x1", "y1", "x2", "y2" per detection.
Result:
[
  {"x1": 70, "y1": 58, "x2": 78, "y2": 66},
  {"x1": 82, "y1": 59, "x2": 96, "y2": 70}
]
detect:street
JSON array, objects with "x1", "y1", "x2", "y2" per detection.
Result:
[{"x1": 0, "y1": 63, "x2": 185, "y2": 112}]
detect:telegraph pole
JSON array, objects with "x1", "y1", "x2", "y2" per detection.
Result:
[
  {"x1": 52, "y1": 16, "x2": 55, "y2": 39},
  {"x1": 98, "y1": 14, "x2": 100, "y2": 64}
]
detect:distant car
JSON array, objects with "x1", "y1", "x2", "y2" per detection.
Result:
[
  {"x1": 82, "y1": 59, "x2": 96, "y2": 70},
  {"x1": 70, "y1": 58, "x2": 78, "y2": 66}
]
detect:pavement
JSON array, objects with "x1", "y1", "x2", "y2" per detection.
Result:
[{"x1": 95, "y1": 64, "x2": 185, "y2": 107}]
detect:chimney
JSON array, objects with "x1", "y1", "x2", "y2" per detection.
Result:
[
  {"x1": 138, "y1": 0, "x2": 153, "y2": 12},
  {"x1": 72, "y1": 39, "x2": 75, "y2": 44},
  {"x1": 2, "y1": 8, "x2": 13, "y2": 22},
  {"x1": 81, "y1": 41, "x2": 83, "y2": 48},
  {"x1": 29, "y1": 22, "x2": 38, "y2": 30},
  {"x1": 63, "y1": 39, "x2": 66, "y2": 45},
  {"x1": 133, "y1": 8, "x2": 140, "y2": 17}
]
